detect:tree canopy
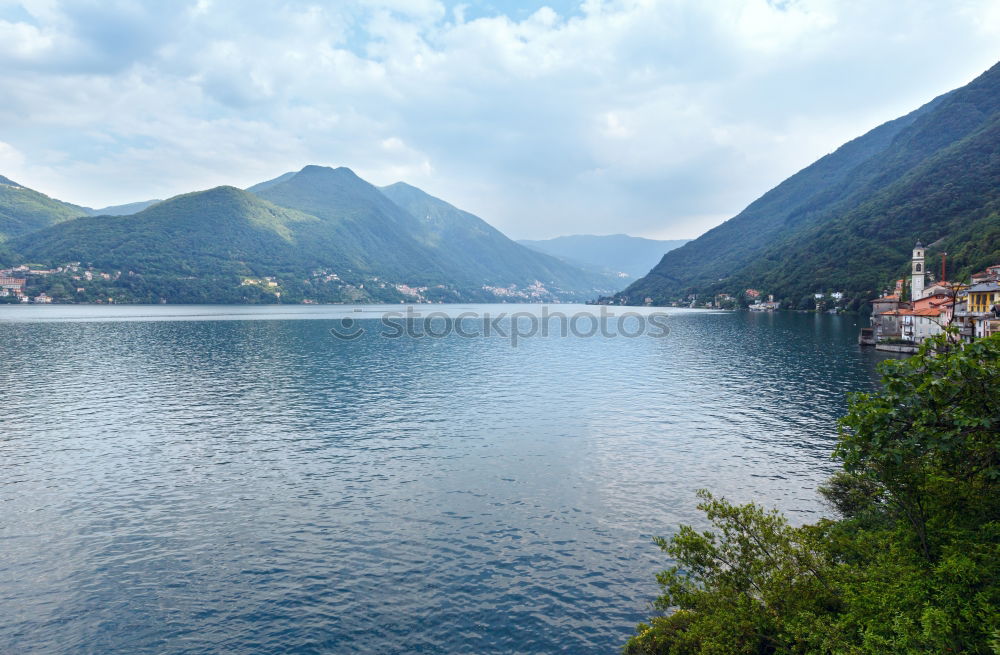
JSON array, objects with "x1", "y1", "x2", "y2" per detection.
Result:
[{"x1": 626, "y1": 333, "x2": 1000, "y2": 654}]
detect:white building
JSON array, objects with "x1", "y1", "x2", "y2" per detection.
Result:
[
  {"x1": 897, "y1": 308, "x2": 948, "y2": 343},
  {"x1": 911, "y1": 241, "x2": 926, "y2": 300}
]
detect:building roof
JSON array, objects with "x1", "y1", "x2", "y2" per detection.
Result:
[
  {"x1": 880, "y1": 307, "x2": 947, "y2": 317},
  {"x1": 915, "y1": 240, "x2": 924, "y2": 249},
  {"x1": 968, "y1": 282, "x2": 1000, "y2": 293},
  {"x1": 874, "y1": 294, "x2": 899, "y2": 301}
]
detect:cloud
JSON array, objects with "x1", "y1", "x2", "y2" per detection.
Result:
[
  {"x1": 0, "y1": 141, "x2": 27, "y2": 175},
  {"x1": 0, "y1": 0, "x2": 997, "y2": 238}
]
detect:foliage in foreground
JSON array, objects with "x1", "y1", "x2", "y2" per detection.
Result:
[{"x1": 625, "y1": 333, "x2": 1000, "y2": 654}]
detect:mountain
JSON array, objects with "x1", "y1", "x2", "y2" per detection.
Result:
[
  {"x1": 250, "y1": 165, "x2": 617, "y2": 296},
  {"x1": 0, "y1": 175, "x2": 91, "y2": 240},
  {"x1": 92, "y1": 199, "x2": 162, "y2": 216},
  {"x1": 10, "y1": 166, "x2": 619, "y2": 303},
  {"x1": 378, "y1": 181, "x2": 621, "y2": 291},
  {"x1": 15, "y1": 186, "x2": 318, "y2": 273},
  {"x1": 0, "y1": 172, "x2": 162, "y2": 241},
  {"x1": 617, "y1": 61, "x2": 1000, "y2": 307},
  {"x1": 517, "y1": 234, "x2": 690, "y2": 278},
  {"x1": 249, "y1": 165, "x2": 454, "y2": 284},
  {"x1": 11, "y1": 186, "x2": 332, "y2": 302},
  {"x1": 245, "y1": 171, "x2": 297, "y2": 194}
]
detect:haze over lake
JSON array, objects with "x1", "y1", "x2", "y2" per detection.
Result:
[{"x1": 1, "y1": 305, "x2": 892, "y2": 654}]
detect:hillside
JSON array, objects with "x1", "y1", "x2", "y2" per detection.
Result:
[
  {"x1": 250, "y1": 165, "x2": 452, "y2": 284},
  {"x1": 10, "y1": 186, "x2": 341, "y2": 303},
  {"x1": 618, "y1": 61, "x2": 1000, "y2": 306},
  {"x1": 0, "y1": 175, "x2": 91, "y2": 240},
  {"x1": 15, "y1": 186, "x2": 318, "y2": 273},
  {"x1": 517, "y1": 234, "x2": 690, "y2": 278}
]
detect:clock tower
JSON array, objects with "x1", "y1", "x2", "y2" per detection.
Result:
[{"x1": 911, "y1": 241, "x2": 926, "y2": 300}]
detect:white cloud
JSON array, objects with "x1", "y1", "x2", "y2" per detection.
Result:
[
  {"x1": 0, "y1": 0, "x2": 997, "y2": 239},
  {"x1": 0, "y1": 19, "x2": 55, "y2": 58},
  {"x1": 0, "y1": 141, "x2": 26, "y2": 175}
]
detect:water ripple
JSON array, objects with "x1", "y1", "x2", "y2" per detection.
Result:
[{"x1": 0, "y1": 306, "x2": 890, "y2": 654}]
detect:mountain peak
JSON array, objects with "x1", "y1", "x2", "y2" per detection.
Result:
[
  {"x1": 246, "y1": 166, "x2": 366, "y2": 195},
  {"x1": 200, "y1": 185, "x2": 248, "y2": 200},
  {"x1": 0, "y1": 174, "x2": 22, "y2": 187},
  {"x1": 297, "y1": 164, "x2": 360, "y2": 179},
  {"x1": 382, "y1": 181, "x2": 419, "y2": 192}
]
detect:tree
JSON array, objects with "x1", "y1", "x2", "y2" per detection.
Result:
[{"x1": 626, "y1": 333, "x2": 1000, "y2": 654}]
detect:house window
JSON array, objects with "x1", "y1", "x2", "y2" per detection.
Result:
[{"x1": 915, "y1": 263, "x2": 922, "y2": 272}]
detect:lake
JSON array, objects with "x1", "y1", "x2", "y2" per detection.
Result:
[{"x1": 0, "y1": 305, "x2": 893, "y2": 654}]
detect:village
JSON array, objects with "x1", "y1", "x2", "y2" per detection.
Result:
[
  {"x1": 0, "y1": 262, "x2": 98, "y2": 304},
  {"x1": 0, "y1": 261, "x2": 569, "y2": 305},
  {"x1": 860, "y1": 242, "x2": 1000, "y2": 351},
  {"x1": 634, "y1": 240, "x2": 1000, "y2": 353}
]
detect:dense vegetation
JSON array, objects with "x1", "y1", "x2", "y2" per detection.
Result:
[
  {"x1": 6, "y1": 166, "x2": 619, "y2": 303},
  {"x1": 619, "y1": 61, "x2": 1000, "y2": 306},
  {"x1": 0, "y1": 175, "x2": 91, "y2": 240},
  {"x1": 625, "y1": 332, "x2": 1000, "y2": 654}
]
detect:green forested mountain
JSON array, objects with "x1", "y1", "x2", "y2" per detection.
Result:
[
  {"x1": 0, "y1": 173, "x2": 162, "y2": 243},
  {"x1": 517, "y1": 234, "x2": 691, "y2": 279},
  {"x1": 250, "y1": 165, "x2": 616, "y2": 294},
  {"x1": 8, "y1": 166, "x2": 618, "y2": 302},
  {"x1": 0, "y1": 175, "x2": 92, "y2": 240},
  {"x1": 250, "y1": 165, "x2": 453, "y2": 283},
  {"x1": 618, "y1": 61, "x2": 1000, "y2": 307},
  {"x1": 10, "y1": 186, "x2": 339, "y2": 303},
  {"x1": 14, "y1": 186, "x2": 317, "y2": 275}
]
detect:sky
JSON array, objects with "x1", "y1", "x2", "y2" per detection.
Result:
[{"x1": 0, "y1": 1, "x2": 998, "y2": 240}]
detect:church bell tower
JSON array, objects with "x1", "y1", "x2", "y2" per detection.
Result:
[{"x1": 911, "y1": 241, "x2": 926, "y2": 300}]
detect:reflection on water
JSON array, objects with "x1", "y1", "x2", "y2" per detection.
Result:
[{"x1": 0, "y1": 305, "x2": 891, "y2": 654}]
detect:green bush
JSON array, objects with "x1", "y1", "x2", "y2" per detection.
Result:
[{"x1": 626, "y1": 333, "x2": 1000, "y2": 654}]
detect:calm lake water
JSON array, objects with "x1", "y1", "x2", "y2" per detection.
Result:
[{"x1": 0, "y1": 305, "x2": 894, "y2": 654}]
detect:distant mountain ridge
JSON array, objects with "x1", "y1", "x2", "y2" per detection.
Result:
[
  {"x1": 379, "y1": 181, "x2": 610, "y2": 289},
  {"x1": 13, "y1": 185, "x2": 324, "y2": 271},
  {"x1": 518, "y1": 234, "x2": 690, "y2": 279},
  {"x1": 618, "y1": 61, "x2": 1000, "y2": 306},
  {"x1": 0, "y1": 173, "x2": 165, "y2": 242},
  {"x1": 93, "y1": 199, "x2": 162, "y2": 216},
  {"x1": 6, "y1": 165, "x2": 621, "y2": 303},
  {"x1": 0, "y1": 175, "x2": 92, "y2": 240}
]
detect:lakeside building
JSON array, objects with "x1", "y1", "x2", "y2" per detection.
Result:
[
  {"x1": 0, "y1": 276, "x2": 27, "y2": 300},
  {"x1": 867, "y1": 241, "x2": 999, "y2": 350},
  {"x1": 957, "y1": 281, "x2": 1000, "y2": 339},
  {"x1": 750, "y1": 294, "x2": 780, "y2": 311}
]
